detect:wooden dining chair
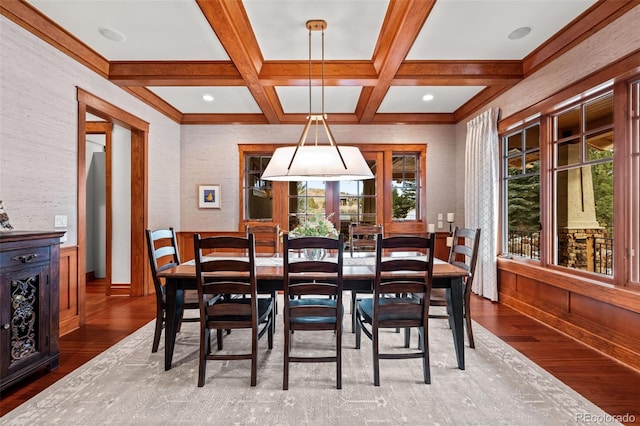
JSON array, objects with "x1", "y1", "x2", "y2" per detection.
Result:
[
  {"x1": 146, "y1": 227, "x2": 200, "y2": 353},
  {"x1": 246, "y1": 223, "x2": 282, "y2": 327},
  {"x1": 430, "y1": 227, "x2": 481, "y2": 348},
  {"x1": 193, "y1": 234, "x2": 275, "y2": 387},
  {"x1": 245, "y1": 223, "x2": 281, "y2": 256},
  {"x1": 348, "y1": 223, "x2": 383, "y2": 332},
  {"x1": 283, "y1": 234, "x2": 344, "y2": 390},
  {"x1": 355, "y1": 234, "x2": 434, "y2": 386}
]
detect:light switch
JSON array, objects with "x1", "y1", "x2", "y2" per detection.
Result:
[
  {"x1": 54, "y1": 215, "x2": 67, "y2": 228},
  {"x1": 437, "y1": 213, "x2": 443, "y2": 221}
]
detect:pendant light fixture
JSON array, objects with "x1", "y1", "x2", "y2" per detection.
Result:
[{"x1": 261, "y1": 20, "x2": 373, "y2": 182}]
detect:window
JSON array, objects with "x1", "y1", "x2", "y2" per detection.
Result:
[
  {"x1": 240, "y1": 144, "x2": 426, "y2": 235},
  {"x1": 392, "y1": 154, "x2": 419, "y2": 221},
  {"x1": 244, "y1": 155, "x2": 273, "y2": 220},
  {"x1": 553, "y1": 92, "x2": 614, "y2": 276},
  {"x1": 287, "y1": 181, "x2": 326, "y2": 231},
  {"x1": 338, "y1": 159, "x2": 378, "y2": 235},
  {"x1": 502, "y1": 123, "x2": 541, "y2": 259}
]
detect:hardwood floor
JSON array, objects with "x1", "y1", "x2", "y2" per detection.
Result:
[{"x1": 2, "y1": 282, "x2": 639, "y2": 424}]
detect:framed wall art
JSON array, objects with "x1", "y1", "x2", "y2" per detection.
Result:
[{"x1": 198, "y1": 184, "x2": 221, "y2": 209}]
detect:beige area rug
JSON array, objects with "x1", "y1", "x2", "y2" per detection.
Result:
[{"x1": 3, "y1": 297, "x2": 620, "y2": 425}]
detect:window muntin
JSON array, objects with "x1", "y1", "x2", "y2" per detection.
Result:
[
  {"x1": 502, "y1": 123, "x2": 541, "y2": 259},
  {"x1": 553, "y1": 91, "x2": 614, "y2": 276},
  {"x1": 631, "y1": 80, "x2": 640, "y2": 284},
  {"x1": 244, "y1": 155, "x2": 273, "y2": 220},
  {"x1": 392, "y1": 154, "x2": 419, "y2": 221}
]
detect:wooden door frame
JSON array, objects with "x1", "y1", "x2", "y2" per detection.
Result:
[{"x1": 77, "y1": 88, "x2": 150, "y2": 322}]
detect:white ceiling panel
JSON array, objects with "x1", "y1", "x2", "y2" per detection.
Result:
[
  {"x1": 407, "y1": 0, "x2": 598, "y2": 60},
  {"x1": 28, "y1": 0, "x2": 229, "y2": 60},
  {"x1": 277, "y1": 86, "x2": 363, "y2": 114},
  {"x1": 378, "y1": 86, "x2": 485, "y2": 113},
  {"x1": 148, "y1": 87, "x2": 262, "y2": 113},
  {"x1": 243, "y1": 0, "x2": 389, "y2": 60}
]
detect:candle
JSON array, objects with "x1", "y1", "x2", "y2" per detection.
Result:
[
  {"x1": 428, "y1": 223, "x2": 435, "y2": 233},
  {"x1": 447, "y1": 212, "x2": 455, "y2": 223}
]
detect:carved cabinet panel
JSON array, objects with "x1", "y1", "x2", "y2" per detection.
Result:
[{"x1": 0, "y1": 231, "x2": 63, "y2": 391}]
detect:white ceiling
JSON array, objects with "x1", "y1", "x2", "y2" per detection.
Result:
[{"x1": 27, "y1": 0, "x2": 598, "y2": 117}]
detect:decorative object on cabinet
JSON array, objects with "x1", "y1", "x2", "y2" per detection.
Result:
[
  {"x1": 198, "y1": 184, "x2": 221, "y2": 209},
  {"x1": 1, "y1": 231, "x2": 64, "y2": 391},
  {"x1": 0, "y1": 200, "x2": 13, "y2": 231}
]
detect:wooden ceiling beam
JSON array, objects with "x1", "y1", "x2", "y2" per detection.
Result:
[
  {"x1": 394, "y1": 60, "x2": 523, "y2": 85},
  {"x1": 359, "y1": 0, "x2": 437, "y2": 123},
  {"x1": 109, "y1": 61, "x2": 244, "y2": 86},
  {"x1": 196, "y1": 0, "x2": 279, "y2": 123}
]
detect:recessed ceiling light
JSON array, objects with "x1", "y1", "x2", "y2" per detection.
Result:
[
  {"x1": 508, "y1": 26, "x2": 532, "y2": 40},
  {"x1": 98, "y1": 26, "x2": 126, "y2": 42},
  {"x1": 422, "y1": 94, "x2": 434, "y2": 102},
  {"x1": 202, "y1": 94, "x2": 214, "y2": 102}
]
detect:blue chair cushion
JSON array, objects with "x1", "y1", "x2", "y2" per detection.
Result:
[
  {"x1": 357, "y1": 297, "x2": 421, "y2": 323},
  {"x1": 289, "y1": 298, "x2": 342, "y2": 324}
]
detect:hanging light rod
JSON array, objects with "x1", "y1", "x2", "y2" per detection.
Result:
[{"x1": 261, "y1": 20, "x2": 373, "y2": 182}]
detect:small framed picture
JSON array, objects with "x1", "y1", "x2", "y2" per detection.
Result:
[{"x1": 198, "y1": 184, "x2": 221, "y2": 209}]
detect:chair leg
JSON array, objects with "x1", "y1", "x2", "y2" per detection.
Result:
[
  {"x1": 420, "y1": 326, "x2": 431, "y2": 384},
  {"x1": 283, "y1": 326, "x2": 290, "y2": 390},
  {"x1": 465, "y1": 300, "x2": 475, "y2": 349},
  {"x1": 372, "y1": 327, "x2": 380, "y2": 386},
  {"x1": 336, "y1": 320, "x2": 342, "y2": 390},
  {"x1": 152, "y1": 316, "x2": 163, "y2": 353},
  {"x1": 351, "y1": 291, "x2": 357, "y2": 333},
  {"x1": 217, "y1": 329, "x2": 223, "y2": 350},
  {"x1": 404, "y1": 327, "x2": 411, "y2": 348},
  {"x1": 251, "y1": 329, "x2": 258, "y2": 387},
  {"x1": 198, "y1": 327, "x2": 209, "y2": 387},
  {"x1": 355, "y1": 310, "x2": 362, "y2": 349}
]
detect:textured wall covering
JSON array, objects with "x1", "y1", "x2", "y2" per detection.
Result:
[
  {"x1": 0, "y1": 16, "x2": 181, "y2": 245},
  {"x1": 180, "y1": 124, "x2": 457, "y2": 231}
]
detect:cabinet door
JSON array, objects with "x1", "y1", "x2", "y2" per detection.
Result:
[{"x1": 0, "y1": 264, "x2": 51, "y2": 378}]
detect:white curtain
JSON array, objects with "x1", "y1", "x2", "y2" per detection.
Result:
[{"x1": 465, "y1": 108, "x2": 500, "y2": 301}]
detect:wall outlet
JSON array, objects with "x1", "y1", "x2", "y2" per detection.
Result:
[
  {"x1": 54, "y1": 215, "x2": 67, "y2": 228},
  {"x1": 60, "y1": 232, "x2": 67, "y2": 243},
  {"x1": 437, "y1": 220, "x2": 443, "y2": 229}
]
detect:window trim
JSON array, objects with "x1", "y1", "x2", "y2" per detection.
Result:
[{"x1": 498, "y1": 63, "x2": 640, "y2": 289}]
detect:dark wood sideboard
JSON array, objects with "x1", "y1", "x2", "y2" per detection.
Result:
[{"x1": 0, "y1": 231, "x2": 64, "y2": 392}]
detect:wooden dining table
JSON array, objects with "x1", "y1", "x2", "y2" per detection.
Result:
[{"x1": 157, "y1": 254, "x2": 470, "y2": 372}]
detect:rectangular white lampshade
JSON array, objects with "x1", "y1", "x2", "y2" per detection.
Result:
[{"x1": 261, "y1": 145, "x2": 373, "y2": 181}]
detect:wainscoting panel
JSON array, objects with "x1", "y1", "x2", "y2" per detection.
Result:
[
  {"x1": 59, "y1": 246, "x2": 79, "y2": 336},
  {"x1": 498, "y1": 258, "x2": 640, "y2": 371}
]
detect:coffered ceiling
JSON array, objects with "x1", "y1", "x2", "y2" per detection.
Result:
[{"x1": 6, "y1": 0, "x2": 632, "y2": 125}]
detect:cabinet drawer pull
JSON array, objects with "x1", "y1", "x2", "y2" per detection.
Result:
[
  {"x1": 2, "y1": 323, "x2": 9, "y2": 330},
  {"x1": 11, "y1": 253, "x2": 39, "y2": 263}
]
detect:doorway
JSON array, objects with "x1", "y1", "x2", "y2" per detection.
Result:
[{"x1": 76, "y1": 88, "x2": 151, "y2": 323}]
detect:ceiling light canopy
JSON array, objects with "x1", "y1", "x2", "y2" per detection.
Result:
[
  {"x1": 202, "y1": 94, "x2": 214, "y2": 102},
  {"x1": 261, "y1": 20, "x2": 373, "y2": 182}
]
